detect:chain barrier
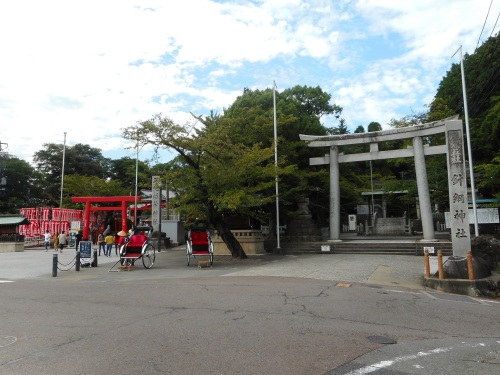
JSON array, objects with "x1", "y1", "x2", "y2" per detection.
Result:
[
  {"x1": 53, "y1": 251, "x2": 96, "y2": 277},
  {"x1": 57, "y1": 255, "x2": 77, "y2": 271}
]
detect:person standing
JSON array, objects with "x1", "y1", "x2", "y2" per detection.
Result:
[
  {"x1": 98, "y1": 233, "x2": 105, "y2": 256},
  {"x1": 53, "y1": 233, "x2": 59, "y2": 251},
  {"x1": 58, "y1": 231, "x2": 68, "y2": 253},
  {"x1": 75, "y1": 230, "x2": 83, "y2": 251},
  {"x1": 104, "y1": 233, "x2": 114, "y2": 257},
  {"x1": 115, "y1": 231, "x2": 127, "y2": 256},
  {"x1": 44, "y1": 230, "x2": 51, "y2": 251}
]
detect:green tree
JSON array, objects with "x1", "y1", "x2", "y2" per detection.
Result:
[
  {"x1": 32, "y1": 143, "x2": 111, "y2": 206},
  {"x1": 0, "y1": 154, "x2": 47, "y2": 213},
  {"x1": 63, "y1": 175, "x2": 129, "y2": 209},
  {"x1": 109, "y1": 157, "x2": 152, "y2": 194},
  {"x1": 434, "y1": 34, "x2": 500, "y2": 164},
  {"x1": 216, "y1": 86, "x2": 342, "y2": 229},
  {"x1": 123, "y1": 115, "x2": 285, "y2": 258},
  {"x1": 367, "y1": 122, "x2": 382, "y2": 132},
  {"x1": 475, "y1": 154, "x2": 500, "y2": 199},
  {"x1": 33, "y1": 143, "x2": 110, "y2": 179},
  {"x1": 354, "y1": 125, "x2": 365, "y2": 133}
]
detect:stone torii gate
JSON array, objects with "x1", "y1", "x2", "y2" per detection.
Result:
[{"x1": 300, "y1": 117, "x2": 471, "y2": 257}]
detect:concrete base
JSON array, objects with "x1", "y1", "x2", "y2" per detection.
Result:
[
  {"x1": 424, "y1": 277, "x2": 499, "y2": 298},
  {"x1": 0, "y1": 243, "x2": 24, "y2": 252}
]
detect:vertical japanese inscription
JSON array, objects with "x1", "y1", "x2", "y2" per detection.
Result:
[
  {"x1": 446, "y1": 128, "x2": 471, "y2": 256},
  {"x1": 152, "y1": 176, "x2": 160, "y2": 232},
  {"x1": 448, "y1": 129, "x2": 463, "y2": 165}
]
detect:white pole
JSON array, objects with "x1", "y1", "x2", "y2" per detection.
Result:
[
  {"x1": 59, "y1": 132, "x2": 67, "y2": 233},
  {"x1": 134, "y1": 137, "x2": 139, "y2": 227},
  {"x1": 454, "y1": 46, "x2": 479, "y2": 236},
  {"x1": 369, "y1": 160, "x2": 375, "y2": 216},
  {"x1": 273, "y1": 81, "x2": 280, "y2": 250}
]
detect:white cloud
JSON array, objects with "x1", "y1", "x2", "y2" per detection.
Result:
[{"x1": 0, "y1": 0, "x2": 497, "y2": 165}]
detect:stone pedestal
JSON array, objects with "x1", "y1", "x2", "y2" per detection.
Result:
[
  {"x1": 213, "y1": 230, "x2": 265, "y2": 255},
  {"x1": 283, "y1": 198, "x2": 322, "y2": 242},
  {"x1": 0, "y1": 242, "x2": 24, "y2": 252}
]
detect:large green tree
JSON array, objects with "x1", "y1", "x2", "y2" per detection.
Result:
[
  {"x1": 123, "y1": 115, "x2": 283, "y2": 258},
  {"x1": 434, "y1": 34, "x2": 499, "y2": 164},
  {"x1": 0, "y1": 154, "x2": 47, "y2": 213},
  {"x1": 214, "y1": 85, "x2": 343, "y2": 228},
  {"x1": 32, "y1": 143, "x2": 112, "y2": 206},
  {"x1": 109, "y1": 157, "x2": 152, "y2": 194},
  {"x1": 63, "y1": 175, "x2": 130, "y2": 209}
]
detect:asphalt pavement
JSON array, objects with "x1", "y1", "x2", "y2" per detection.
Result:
[{"x1": 1, "y1": 245, "x2": 499, "y2": 375}]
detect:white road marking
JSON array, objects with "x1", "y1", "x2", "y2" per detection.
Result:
[
  {"x1": 0, "y1": 336, "x2": 17, "y2": 347},
  {"x1": 344, "y1": 341, "x2": 497, "y2": 375}
]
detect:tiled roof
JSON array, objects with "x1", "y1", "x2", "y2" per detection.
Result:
[{"x1": 0, "y1": 215, "x2": 31, "y2": 226}]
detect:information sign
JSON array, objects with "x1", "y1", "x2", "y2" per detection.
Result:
[{"x1": 79, "y1": 241, "x2": 93, "y2": 259}]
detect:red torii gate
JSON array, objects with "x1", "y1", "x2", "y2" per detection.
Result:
[{"x1": 71, "y1": 196, "x2": 141, "y2": 240}]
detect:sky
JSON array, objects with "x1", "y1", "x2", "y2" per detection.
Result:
[{"x1": 1, "y1": 0, "x2": 499, "y2": 166}]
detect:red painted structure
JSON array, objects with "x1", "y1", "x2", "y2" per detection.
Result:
[{"x1": 71, "y1": 196, "x2": 141, "y2": 240}]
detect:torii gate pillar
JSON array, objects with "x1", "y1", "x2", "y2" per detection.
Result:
[
  {"x1": 413, "y1": 136, "x2": 436, "y2": 242},
  {"x1": 329, "y1": 146, "x2": 341, "y2": 242}
]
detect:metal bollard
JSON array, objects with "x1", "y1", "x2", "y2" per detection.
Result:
[
  {"x1": 91, "y1": 249, "x2": 98, "y2": 267},
  {"x1": 437, "y1": 250, "x2": 445, "y2": 279},
  {"x1": 52, "y1": 253, "x2": 58, "y2": 277},
  {"x1": 76, "y1": 251, "x2": 80, "y2": 271},
  {"x1": 424, "y1": 249, "x2": 430, "y2": 278},
  {"x1": 467, "y1": 250, "x2": 475, "y2": 280}
]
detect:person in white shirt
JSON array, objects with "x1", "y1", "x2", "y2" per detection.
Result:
[{"x1": 44, "y1": 231, "x2": 51, "y2": 251}]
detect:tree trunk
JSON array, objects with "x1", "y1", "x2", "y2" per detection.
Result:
[{"x1": 208, "y1": 203, "x2": 247, "y2": 259}]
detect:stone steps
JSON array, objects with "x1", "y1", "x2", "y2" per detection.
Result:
[{"x1": 274, "y1": 241, "x2": 453, "y2": 256}]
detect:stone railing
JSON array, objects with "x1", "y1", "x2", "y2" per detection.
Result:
[
  {"x1": 0, "y1": 234, "x2": 25, "y2": 242},
  {"x1": 213, "y1": 229, "x2": 265, "y2": 255}
]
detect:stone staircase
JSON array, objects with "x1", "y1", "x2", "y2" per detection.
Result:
[{"x1": 269, "y1": 240, "x2": 453, "y2": 256}]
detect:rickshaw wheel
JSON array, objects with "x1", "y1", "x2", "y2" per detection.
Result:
[
  {"x1": 186, "y1": 242, "x2": 192, "y2": 266},
  {"x1": 142, "y1": 244, "x2": 155, "y2": 269},
  {"x1": 209, "y1": 242, "x2": 214, "y2": 265}
]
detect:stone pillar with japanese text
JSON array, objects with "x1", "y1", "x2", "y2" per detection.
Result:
[
  {"x1": 445, "y1": 121, "x2": 471, "y2": 257},
  {"x1": 151, "y1": 176, "x2": 161, "y2": 233}
]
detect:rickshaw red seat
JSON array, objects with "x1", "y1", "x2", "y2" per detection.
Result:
[
  {"x1": 190, "y1": 231, "x2": 209, "y2": 253},
  {"x1": 128, "y1": 235, "x2": 148, "y2": 247},
  {"x1": 121, "y1": 234, "x2": 147, "y2": 258}
]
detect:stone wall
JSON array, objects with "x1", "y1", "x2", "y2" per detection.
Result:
[{"x1": 213, "y1": 230, "x2": 265, "y2": 255}]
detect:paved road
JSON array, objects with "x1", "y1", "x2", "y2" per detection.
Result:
[
  {"x1": 2, "y1": 245, "x2": 439, "y2": 288},
  {"x1": 1, "y1": 246, "x2": 499, "y2": 375}
]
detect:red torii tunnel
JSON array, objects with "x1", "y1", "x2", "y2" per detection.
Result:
[{"x1": 71, "y1": 196, "x2": 141, "y2": 240}]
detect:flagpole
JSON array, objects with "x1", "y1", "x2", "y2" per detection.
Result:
[
  {"x1": 273, "y1": 81, "x2": 280, "y2": 250},
  {"x1": 453, "y1": 45, "x2": 479, "y2": 236},
  {"x1": 58, "y1": 132, "x2": 67, "y2": 234},
  {"x1": 134, "y1": 137, "x2": 139, "y2": 227}
]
